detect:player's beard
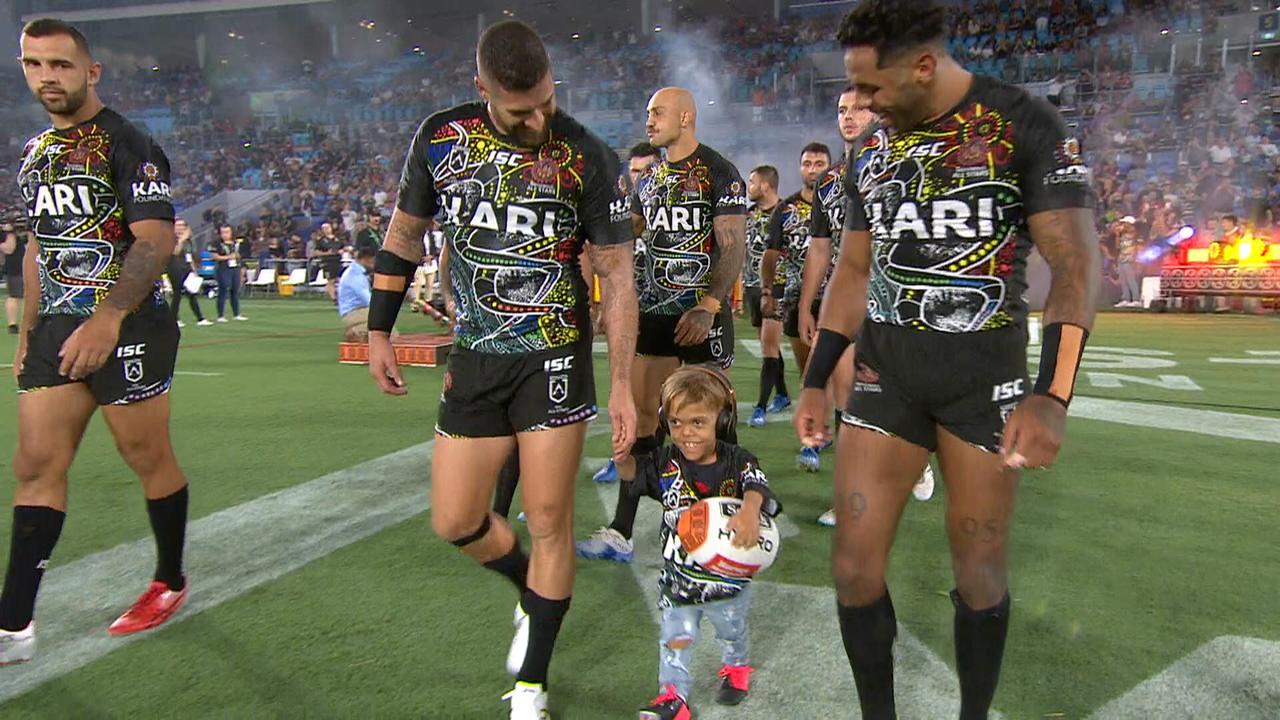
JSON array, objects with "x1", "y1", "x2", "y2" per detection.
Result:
[{"x1": 35, "y1": 82, "x2": 88, "y2": 118}]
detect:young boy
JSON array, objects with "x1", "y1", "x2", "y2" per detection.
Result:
[{"x1": 619, "y1": 367, "x2": 782, "y2": 720}]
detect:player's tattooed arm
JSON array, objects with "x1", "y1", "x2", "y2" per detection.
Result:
[
  {"x1": 383, "y1": 208, "x2": 430, "y2": 264},
  {"x1": 103, "y1": 219, "x2": 176, "y2": 315},
  {"x1": 588, "y1": 241, "x2": 638, "y2": 385},
  {"x1": 709, "y1": 215, "x2": 747, "y2": 302},
  {"x1": 1028, "y1": 208, "x2": 1100, "y2": 330},
  {"x1": 818, "y1": 229, "x2": 871, "y2": 338}
]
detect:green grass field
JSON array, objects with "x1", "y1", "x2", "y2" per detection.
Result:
[{"x1": 0, "y1": 300, "x2": 1276, "y2": 719}]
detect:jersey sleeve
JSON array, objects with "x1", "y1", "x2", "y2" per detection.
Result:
[
  {"x1": 734, "y1": 448, "x2": 781, "y2": 517},
  {"x1": 579, "y1": 134, "x2": 632, "y2": 247},
  {"x1": 396, "y1": 117, "x2": 440, "y2": 219},
  {"x1": 1015, "y1": 96, "x2": 1096, "y2": 214},
  {"x1": 842, "y1": 158, "x2": 870, "y2": 232},
  {"x1": 110, "y1": 129, "x2": 174, "y2": 224},
  {"x1": 810, "y1": 189, "x2": 832, "y2": 239},
  {"x1": 765, "y1": 203, "x2": 785, "y2": 251},
  {"x1": 711, "y1": 157, "x2": 748, "y2": 217}
]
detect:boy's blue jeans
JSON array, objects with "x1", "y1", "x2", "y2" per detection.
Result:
[{"x1": 658, "y1": 586, "x2": 752, "y2": 700}]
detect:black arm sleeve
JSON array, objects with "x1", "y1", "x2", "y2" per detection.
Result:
[
  {"x1": 396, "y1": 117, "x2": 440, "y2": 218},
  {"x1": 810, "y1": 192, "x2": 832, "y2": 239},
  {"x1": 765, "y1": 203, "x2": 785, "y2": 251},
  {"x1": 111, "y1": 129, "x2": 175, "y2": 224},
  {"x1": 580, "y1": 134, "x2": 632, "y2": 246},
  {"x1": 842, "y1": 158, "x2": 869, "y2": 233},
  {"x1": 1016, "y1": 96, "x2": 1096, "y2": 214}
]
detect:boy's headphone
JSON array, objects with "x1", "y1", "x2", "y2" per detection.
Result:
[{"x1": 657, "y1": 366, "x2": 738, "y2": 442}]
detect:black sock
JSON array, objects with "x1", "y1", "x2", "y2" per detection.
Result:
[
  {"x1": 836, "y1": 592, "x2": 898, "y2": 720},
  {"x1": 776, "y1": 356, "x2": 790, "y2": 398},
  {"x1": 516, "y1": 589, "x2": 571, "y2": 686},
  {"x1": 757, "y1": 357, "x2": 778, "y2": 409},
  {"x1": 492, "y1": 451, "x2": 520, "y2": 518},
  {"x1": 482, "y1": 538, "x2": 529, "y2": 591},
  {"x1": 146, "y1": 485, "x2": 188, "y2": 591},
  {"x1": 953, "y1": 589, "x2": 1011, "y2": 720},
  {"x1": 608, "y1": 435, "x2": 657, "y2": 540},
  {"x1": 0, "y1": 506, "x2": 67, "y2": 631}
]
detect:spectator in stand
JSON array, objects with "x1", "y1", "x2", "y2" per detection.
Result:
[
  {"x1": 355, "y1": 208, "x2": 384, "y2": 254},
  {"x1": 311, "y1": 222, "x2": 344, "y2": 303}
]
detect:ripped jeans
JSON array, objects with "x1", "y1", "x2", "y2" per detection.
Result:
[{"x1": 658, "y1": 586, "x2": 752, "y2": 700}]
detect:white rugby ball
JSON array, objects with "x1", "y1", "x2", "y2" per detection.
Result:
[{"x1": 676, "y1": 497, "x2": 780, "y2": 578}]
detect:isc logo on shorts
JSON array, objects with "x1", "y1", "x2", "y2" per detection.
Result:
[
  {"x1": 544, "y1": 356, "x2": 574, "y2": 373},
  {"x1": 991, "y1": 379, "x2": 1024, "y2": 402},
  {"x1": 116, "y1": 343, "x2": 147, "y2": 358}
]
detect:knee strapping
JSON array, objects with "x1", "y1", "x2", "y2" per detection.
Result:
[
  {"x1": 665, "y1": 636, "x2": 693, "y2": 651},
  {"x1": 449, "y1": 513, "x2": 492, "y2": 547}
]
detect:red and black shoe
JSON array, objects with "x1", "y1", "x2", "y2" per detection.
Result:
[
  {"x1": 716, "y1": 664, "x2": 754, "y2": 705},
  {"x1": 639, "y1": 684, "x2": 691, "y2": 720},
  {"x1": 108, "y1": 579, "x2": 188, "y2": 636}
]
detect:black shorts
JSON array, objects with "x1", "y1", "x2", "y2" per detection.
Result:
[
  {"x1": 324, "y1": 258, "x2": 343, "y2": 279},
  {"x1": 5, "y1": 274, "x2": 22, "y2": 299},
  {"x1": 436, "y1": 340, "x2": 597, "y2": 438},
  {"x1": 782, "y1": 302, "x2": 802, "y2": 339},
  {"x1": 17, "y1": 307, "x2": 180, "y2": 406},
  {"x1": 744, "y1": 286, "x2": 763, "y2": 328},
  {"x1": 841, "y1": 322, "x2": 1028, "y2": 453},
  {"x1": 636, "y1": 308, "x2": 734, "y2": 369}
]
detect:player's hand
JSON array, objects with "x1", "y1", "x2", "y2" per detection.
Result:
[
  {"x1": 674, "y1": 307, "x2": 713, "y2": 346},
  {"x1": 367, "y1": 331, "x2": 407, "y2": 396},
  {"x1": 608, "y1": 381, "x2": 637, "y2": 462},
  {"x1": 761, "y1": 295, "x2": 777, "y2": 320},
  {"x1": 725, "y1": 509, "x2": 761, "y2": 549},
  {"x1": 793, "y1": 387, "x2": 829, "y2": 448},
  {"x1": 12, "y1": 340, "x2": 26, "y2": 381},
  {"x1": 58, "y1": 311, "x2": 123, "y2": 380},
  {"x1": 799, "y1": 309, "x2": 818, "y2": 345},
  {"x1": 999, "y1": 394, "x2": 1067, "y2": 470},
  {"x1": 444, "y1": 299, "x2": 458, "y2": 328}
]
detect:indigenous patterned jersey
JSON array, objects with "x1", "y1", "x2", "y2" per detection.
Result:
[
  {"x1": 632, "y1": 441, "x2": 781, "y2": 607},
  {"x1": 765, "y1": 191, "x2": 814, "y2": 306},
  {"x1": 17, "y1": 108, "x2": 174, "y2": 317},
  {"x1": 631, "y1": 144, "x2": 746, "y2": 315},
  {"x1": 398, "y1": 102, "x2": 630, "y2": 354},
  {"x1": 742, "y1": 201, "x2": 776, "y2": 289},
  {"x1": 811, "y1": 130, "x2": 891, "y2": 299},
  {"x1": 844, "y1": 76, "x2": 1093, "y2": 333}
]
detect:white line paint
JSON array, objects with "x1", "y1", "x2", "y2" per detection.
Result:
[
  {"x1": 1208, "y1": 358, "x2": 1280, "y2": 365},
  {"x1": 589, "y1": 470, "x2": 991, "y2": 718},
  {"x1": 1088, "y1": 636, "x2": 1280, "y2": 719},
  {"x1": 0, "y1": 442, "x2": 436, "y2": 704},
  {"x1": 174, "y1": 371, "x2": 225, "y2": 377},
  {"x1": 1070, "y1": 397, "x2": 1280, "y2": 444}
]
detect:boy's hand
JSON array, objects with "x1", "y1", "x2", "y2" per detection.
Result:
[{"x1": 725, "y1": 508, "x2": 761, "y2": 549}]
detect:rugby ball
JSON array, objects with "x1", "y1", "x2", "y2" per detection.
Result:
[{"x1": 675, "y1": 497, "x2": 780, "y2": 578}]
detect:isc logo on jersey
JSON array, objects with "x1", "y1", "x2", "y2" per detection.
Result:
[
  {"x1": 440, "y1": 195, "x2": 563, "y2": 239},
  {"x1": 867, "y1": 197, "x2": 1000, "y2": 240},
  {"x1": 131, "y1": 162, "x2": 171, "y2": 204}
]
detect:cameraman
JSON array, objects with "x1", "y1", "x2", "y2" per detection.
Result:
[{"x1": 1, "y1": 216, "x2": 26, "y2": 335}]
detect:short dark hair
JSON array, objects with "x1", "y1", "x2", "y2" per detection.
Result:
[
  {"x1": 477, "y1": 20, "x2": 550, "y2": 92},
  {"x1": 629, "y1": 142, "x2": 661, "y2": 160},
  {"x1": 355, "y1": 244, "x2": 377, "y2": 259},
  {"x1": 750, "y1": 165, "x2": 779, "y2": 190},
  {"x1": 1222, "y1": 214, "x2": 1238, "y2": 225},
  {"x1": 801, "y1": 142, "x2": 831, "y2": 160},
  {"x1": 836, "y1": 0, "x2": 949, "y2": 66},
  {"x1": 21, "y1": 18, "x2": 91, "y2": 58}
]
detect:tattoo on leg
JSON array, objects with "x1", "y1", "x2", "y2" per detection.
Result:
[
  {"x1": 959, "y1": 516, "x2": 1001, "y2": 544},
  {"x1": 844, "y1": 491, "x2": 868, "y2": 519}
]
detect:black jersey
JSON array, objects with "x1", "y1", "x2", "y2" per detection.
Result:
[
  {"x1": 742, "y1": 201, "x2": 776, "y2": 289},
  {"x1": 17, "y1": 107, "x2": 174, "y2": 317},
  {"x1": 844, "y1": 76, "x2": 1094, "y2": 333},
  {"x1": 631, "y1": 441, "x2": 781, "y2": 607},
  {"x1": 398, "y1": 101, "x2": 630, "y2": 354},
  {"x1": 765, "y1": 191, "x2": 814, "y2": 306},
  {"x1": 631, "y1": 144, "x2": 746, "y2": 315}
]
